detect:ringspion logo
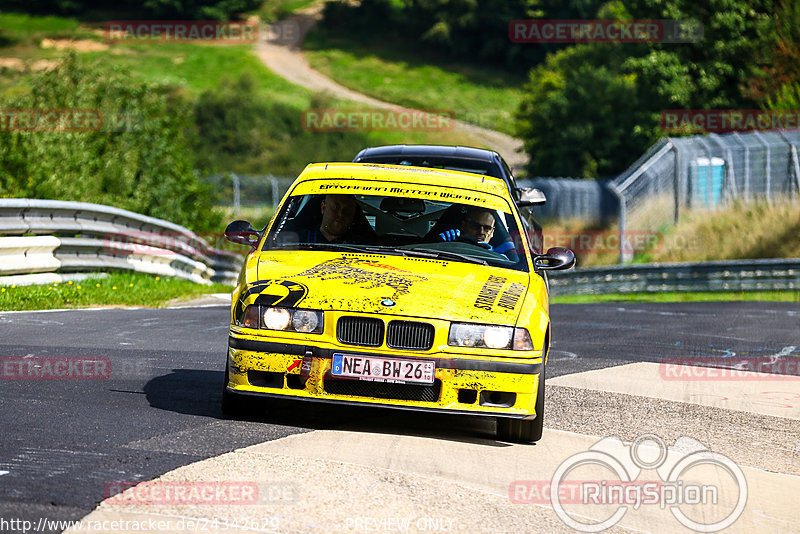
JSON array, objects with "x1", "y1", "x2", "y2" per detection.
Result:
[{"x1": 511, "y1": 434, "x2": 747, "y2": 532}]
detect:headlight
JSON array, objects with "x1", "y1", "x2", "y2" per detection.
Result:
[
  {"x1": 239, "y1": 305, "x2": 324, "y2": 333},
  {"x1": 263, "y1": 308, "x2": 291, "y2": 330},
  {"x1": 448, "y1": 323, "x2": 533, "y2": 351},
  {"x1": 291, "y1": 309, "x2": 321, "y2": 332}
]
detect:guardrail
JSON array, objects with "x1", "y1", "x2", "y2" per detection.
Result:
[
  {"x1": 0, "y1": 199, "x2": 243, "y2": 286},
  {"x1": 548, "y1": 258, "x2": 800, "y2": 296}
]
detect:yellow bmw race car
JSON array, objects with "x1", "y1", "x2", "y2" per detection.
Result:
[{"x1": 222, "y1": 163, "x2": 574, "y2": 443}]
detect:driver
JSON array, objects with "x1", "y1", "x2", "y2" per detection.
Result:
[
  {"x1": 438, "y1": 207, "x2": 514, "y2": 259},
  {"x1": 439, "y1": 207, "x2": 495, "y2": 245},
  {"x1": 304, "y1": 194, "x2": 361, "y2": 243}
]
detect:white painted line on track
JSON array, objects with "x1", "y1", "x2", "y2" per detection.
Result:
[
  {"x1": 0, "y1": 470, "x2": 8, "y2": 476},
  {"x1": 0, "y1": 307, "x2": 144, "y2": 315}
]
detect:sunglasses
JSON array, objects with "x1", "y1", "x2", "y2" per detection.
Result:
[{"x1": 466, "y1": 219, "x2": 495, "y2": 232}]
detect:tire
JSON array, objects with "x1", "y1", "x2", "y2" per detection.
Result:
[
  {"x1": 221, "y1": 361, "x2": 247, "y2": 416},
  {"x1": 497, "y1": 367, "x2": 545, "y2": 443}
]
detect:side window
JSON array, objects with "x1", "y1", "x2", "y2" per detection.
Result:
[{"x1": 499, "y1": 158, "x2": 519, "y2": 201}]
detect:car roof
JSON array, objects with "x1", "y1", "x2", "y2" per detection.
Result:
[
  {"x1": 297, "y1": 162, "x2": 508, "y2": 191},
  {"x1": 354, "y1": 145, "x2": 500, "y2": 163}
]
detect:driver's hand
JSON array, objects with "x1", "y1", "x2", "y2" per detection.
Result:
[
  {"x1": 479, "y1": 242, "x2": 494, "y2": 251},
  {"x1": 439, "y1": 229, "x2": 460, "y2": 241}
]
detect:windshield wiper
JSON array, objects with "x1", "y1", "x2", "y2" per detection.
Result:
[
  {"x1": 271, "y1": 243, "x2": 487, "y2": 265},
  {"x1": 406, "y1": 248, "x2": 488, "y2": 265},
  {"x1": 273, "y1": 243, "x2": 367, "y2": 253}
]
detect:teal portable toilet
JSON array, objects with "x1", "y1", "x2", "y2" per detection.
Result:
[{"x1": 692, "y1": 157, "x2": 725, "y2": 207}]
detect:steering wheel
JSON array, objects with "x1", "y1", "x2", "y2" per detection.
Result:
[{"x1": 456, "y1": 233, "x2": 492, "y2": 250}]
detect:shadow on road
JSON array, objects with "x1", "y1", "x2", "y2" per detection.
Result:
[{"x1": 144, "y1": 369, "x2": 515, "y2": 448}]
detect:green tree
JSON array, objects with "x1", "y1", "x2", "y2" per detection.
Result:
[
  {"x1": 0, "y1": 53, "x2": 222, "y2": 232},
  {"x1": 516, "y1": 44, "x2": 654, "y2": 177},
  {"x1": 516, "y1": 0, "x2": 779, "y2": 177}
]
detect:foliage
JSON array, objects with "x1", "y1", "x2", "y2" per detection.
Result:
[
  {"x1": 0, "y1": 0, "x2": 260, "y2": 19},
  {"x1": 0, "y1": 53, "x2": 223, "y2": 233},
  {"x1": 516, "y1": 44, "x2": 654, "y2": 177},
  {"x1": 190, "y1": 74, "x2": 375, "y2": 176},
  {"x1": 765, "y1": 83, "x2": 800, "y2": 110},
  {"x1": 516, "y1": 0, "x2": 779, "y2": 177},
  {"x1": 318, "y1": 0, "x2": 604, "y2": 68},
  {"x1": 746, "y1": 0, "x2": 800, "y2": 102},
  {"x1": 258, "y1": 0, "x2": 316, "y2": 22}
]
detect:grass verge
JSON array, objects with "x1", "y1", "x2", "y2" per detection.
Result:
[
  {"x1": 552, "y1": 290, "x2": 800, "y2": 304},
  {"x1": 0, "y1": 272, "x2": 232, "y2": 311},
  {"x1": 304, "y1": 30, "x2": 525, "y2": 136}
]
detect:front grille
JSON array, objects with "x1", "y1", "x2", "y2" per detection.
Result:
[
  {"x1": 387, "y1": 320, "x2": 435, "y2": 350},
  {"x1": 337, "y1": 316, "x2": 384, "y2": 347},
  {"x1": 324, "y1": 375, "x2": 441, "y2": 402}
]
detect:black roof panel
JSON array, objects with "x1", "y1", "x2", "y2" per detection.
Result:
[{"x1": 354, "y1": 145, "x2": 499, "y2": 162}]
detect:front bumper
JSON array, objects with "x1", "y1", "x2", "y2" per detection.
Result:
[{"x1": 226, "y1": 335, "x2": 543, "y2": 419}]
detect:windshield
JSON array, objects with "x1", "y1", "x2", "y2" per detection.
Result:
[
  {"x1": 357, "y1": 156, "x2": 497, "y2": 178},
  {"x1": 265, "y1": 193, "x2": 529, "y2": 272}
]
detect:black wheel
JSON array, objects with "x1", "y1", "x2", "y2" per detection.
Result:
[
  {"x1": 497, "y1": 367, "x2": 545, "y2": 443},
  {"x1": 221, "y1": 361, "x2": 247, "y2": 416}
]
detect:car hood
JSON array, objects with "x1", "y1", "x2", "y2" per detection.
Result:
[{"x1": 251, "y1": 250, "x2": 530, "y2": 325}]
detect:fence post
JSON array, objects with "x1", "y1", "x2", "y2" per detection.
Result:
[
  {"x1": 229, "y1": 172, "x2": 241, "y2": 217},
  {"x1": 752, "y1": 131, "x2": 771, "y2": 202},
  {"x1": 777, "y1": 130, "x2": 800, "y2": 197},
  {"x1": 608, "y1": 182, "x2": 627, "y2": 264},
  {"x1": 269, "y1": 176, "x2": 280, "y2": 208},
  {"x1": 708, "y1": 133, "x2": 737, "y2": 203},
  {"x1": 669, "y1": 139, "x2": 680, "y2": 223},
  {"x1": 731, "y1": 132, "x2": 750, "y2": 199}
]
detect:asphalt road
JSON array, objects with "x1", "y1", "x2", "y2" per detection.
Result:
[{"x1": 1, "y1": 302, "x2": 798, "y2": 531}]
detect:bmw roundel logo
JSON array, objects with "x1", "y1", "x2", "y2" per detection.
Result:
[{"x1": 381, "y1": 299, "x2": 396, "y2": 307}]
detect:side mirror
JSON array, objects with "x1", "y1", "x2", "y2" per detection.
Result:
[
  {"x1": 224, "y1": 220, "x2": 261, "y2": 250},
  {"x1": 516, "y1": 187, "x2": 547, "y2": 207},
  {"x1": 533, "y1": 247, "x2": 575, "y2": 271}
]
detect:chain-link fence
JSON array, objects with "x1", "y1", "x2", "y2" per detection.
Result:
[
  {"x1": 611, "y1": 130, "x2": 800, "y2": 262},
  {"x1": 206, "y1": 173, "x2": 295, "y2": 210},
  {"x1": 205, "y1": 173, "x2": 295, "y2": 227}
]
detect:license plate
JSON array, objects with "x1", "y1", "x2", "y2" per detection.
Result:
[{"x1": 331, "y1": 354, "x2": 435, "y2": 384}]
